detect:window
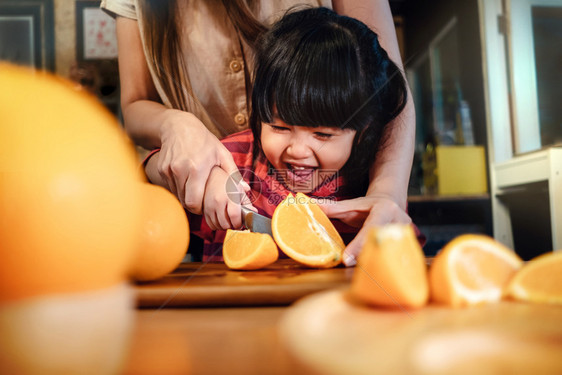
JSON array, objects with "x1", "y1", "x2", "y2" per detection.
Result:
[
  {"x1": 408, "y1": 18, "x2": 474, "y2": 148},
  {"x1": 508, "y1": 0, "x2": 562, "y2": 153},
  {"x1": 481, "y1": 0, "x2": 562, "y2": 253}
]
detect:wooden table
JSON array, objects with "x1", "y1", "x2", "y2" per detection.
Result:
[
  {"x1": 123, "y1": 261, "x2": 562, "y2": 375},
  {"x1": 124, "y1": 260, "x2": 351, "y2": 374},
  {"x1": 124, "y1": 306, "x2": 317, "y2": 375}
]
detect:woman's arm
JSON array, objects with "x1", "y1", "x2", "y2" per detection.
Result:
[
  {"x1": 116, "y1": 17, "x2": 240, "y2": 214},
  {"x1": 332, "y1": 0, "x2": 415, "y2": 211},
  {"x1": 329, "y1": 0, "x2": 416, "y2": 264},
  {"x1": 116, "y1": 16, "x2": 170, "y2": 149}
]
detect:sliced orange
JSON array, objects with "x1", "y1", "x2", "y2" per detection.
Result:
[
  {"x1": 223, "y1": 230, "x2": 279, "y2": 270},
  {"x1": 272, "y1": 193, "x2": 344, "y2": 268},
  {"x1": 507, "y1": 251, "x2": 562, "y2": 305},
  {"x1": 429, "y1": 234, "x2": 523, "y2": 307},
  {"x1": 350, "y1": 224, "x2": 429, "y2": 309}
]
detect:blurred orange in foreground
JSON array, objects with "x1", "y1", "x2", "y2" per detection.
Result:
[
  {"x1": 0, "y1": 63, "x2": 141, "y2": 375},
  {"x1": 507, "y1": 251, "x2": 562, "y2": 305},
  {"x1": 429, "y1": 234, "x2": 522, "y2": 307},
  {"x1": 223, "y1": 230, "x2": 278, "y2": 270},
  {"x1": 350, "y1": 224, "x2": 429, "y2": 309},
  {"x1": 131, "y1": 184, "x2": 189, "y2": 281},
  {"x1": 0, "y1": 63, "x2": 143, "y2": 302},
  {"x1": 272, "y1": 193, "x2": 343, "y2": 268}
]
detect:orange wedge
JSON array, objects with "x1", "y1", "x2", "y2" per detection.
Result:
[
  {"x1": 429, "y1": 234, "x2": 523, "y2": 307},
  {"x1": 272, "y1": 193, "x2": 344, "y2": 268},
  {"x1": 223, "y1": 230, "x2": 278, "y2": 270},
  {"x1": 350, "y1": 224, "x2": 429, "y2": 309},
  {"x1": 507, "y1": 251, "x2": 562, "y2": 305}
]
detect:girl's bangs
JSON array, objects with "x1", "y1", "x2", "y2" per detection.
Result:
[{"x1": 255, "y1": 26, "x2": 373, "y2": 131}]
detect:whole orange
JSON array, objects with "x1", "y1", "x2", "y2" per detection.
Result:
[
  {"x1": 0, "y1": 64, "x2": 144, "y2": 302},
  {"x1": 131, "y1": 184, "x2": 190, "y2": 281}
]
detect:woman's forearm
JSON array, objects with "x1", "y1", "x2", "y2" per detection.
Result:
[
  {"x1": 116, "y1": 16, "x2": 176, "y2": 150},
  {"x1": 366, "y1": 92, "x2": 415, "y2": 211},
  {"x1": 122, "y1": 99, "x2": 190, "y2": 150},
  {"x1": 333, "y1": 0, "x2": 415, "y2": 210}
]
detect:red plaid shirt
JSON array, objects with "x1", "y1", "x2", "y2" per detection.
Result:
[{"x1": 188, "y1": 129, "x2": 362, "y2": 261}]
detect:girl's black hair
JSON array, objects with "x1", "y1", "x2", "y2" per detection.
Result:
[{"x1": 250, "y1": 7, "x2": 407, "y2": 196}]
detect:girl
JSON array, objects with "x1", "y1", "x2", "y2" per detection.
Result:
[
  {"x1": 104, "y1": 0, "x2": 416, "y2": 263},
  {"x1": 146, "y1": 7, "x2": 420, "y2": 262}
]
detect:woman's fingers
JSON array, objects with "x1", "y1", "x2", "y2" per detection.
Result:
[
  {"x1": 218, "y1": 146, "x2": 243, "y2": 183},
  {"x1": 316, "y1": 197, "x2": 372, "y2": 227},
  {"x1": 157, "y1": 149, "x2": 178, "y2": 198},
  {"x1": 340, "y1": 198, "x2": 413, "y2": 267},
  {"x1": 183, "y1": 165, "x2": 207, "y2": 214},
  {"x1": 343, "y1": 234, "x2": 362, "y2": 267}
]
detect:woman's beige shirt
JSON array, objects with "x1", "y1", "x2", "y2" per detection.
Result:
[{"x1": 101, "y1": 0, "x2": 332, "y2": 139}]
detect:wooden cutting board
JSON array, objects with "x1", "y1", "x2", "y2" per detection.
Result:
[
  {"x1": 134, "y1": 259, "x2": 353, "y2": 308},
  {"x1": 280, "y1": 289, "x2": 562, "y2": 375}
]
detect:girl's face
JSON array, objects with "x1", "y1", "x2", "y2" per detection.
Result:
[{"x1": 261, "y1": 116, "x2": 356, "y2": 193}]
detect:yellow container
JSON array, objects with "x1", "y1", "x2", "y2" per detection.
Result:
[{"x1": 436, "y1": 146, "x2": 488, "y2": 195}]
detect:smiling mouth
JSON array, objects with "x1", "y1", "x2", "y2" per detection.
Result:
[{"x1": 284, "y1": 163, "x2": 317, "y2": 184}]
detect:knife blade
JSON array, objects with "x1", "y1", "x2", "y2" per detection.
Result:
[{"x1": 241, "y1": 206, "x2": 273, "y2": 236}]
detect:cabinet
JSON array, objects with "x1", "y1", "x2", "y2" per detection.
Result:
[
  {"x1": 480, "y1": 0, "x2": 562, "y2": 257},
  {"x1": 493, "y1": 148, "x2": 562, "y2": 259},
  {"x1": 403, "y1": 4, "x2": 492, "y2": 255}
]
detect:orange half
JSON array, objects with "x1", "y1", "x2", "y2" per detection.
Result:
[
  {"x1": 507, "y1": 251, "x2": 562, "y2": 305},
  {"x1": 429, "y1": 234, "x2": 523, "y2": 307},
  {"x1": 272, "y1": 193, "x2": 344, "y2": 268},
  {"x1": 223, "y1": 230, "x2": 278, "y2": 270}
]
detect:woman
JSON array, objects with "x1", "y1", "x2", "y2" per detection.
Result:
[{"x1": 101, "y1": 0, "x2": 416, "y2": 265}]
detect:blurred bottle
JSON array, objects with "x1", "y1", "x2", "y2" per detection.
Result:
[
  {"x1": 421, "y1": 141, "x2": 438, "y2": 195},
  {"x1": 459, "y1": 100, "x2": 475, "y2": 145},
  {"x1": 454, "y1": 100, "x2": 475, "y2": 146}
]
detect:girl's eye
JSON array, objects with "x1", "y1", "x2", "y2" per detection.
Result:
[
  {"x1": 314, "y1": 132, "x2": 333, "y2": 139},
  {"x1": 271, "y1": 125, "x2": 289, "y2": 132}
]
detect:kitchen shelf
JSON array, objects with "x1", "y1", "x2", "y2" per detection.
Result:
[
  {"x1": 408, "y1": 193, "x2": 490, "y2": 203},
  {"x1": 408, "y1": 194, "x2": 492, "y2": 256}
]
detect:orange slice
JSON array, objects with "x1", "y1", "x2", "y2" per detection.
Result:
[
  {"x1": 507, "y1": 251, "x2": 562, "y2": 305},
  {"x1": 272, "y1": 193, "x2": 344, "y2": 268},
  {"x1": 350, "y1": 224, "x2": 429, "y2": 309},
  {"x1": 429, "y1": 234, "x2": 523, "y2": 307},
  {"x1": 223, "y1": 230, "x2": 279, "y2": 270}
]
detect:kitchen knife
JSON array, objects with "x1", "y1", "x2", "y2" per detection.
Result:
[{"x1": 241, "y1": 206, "x2": 273, "y2": 236}]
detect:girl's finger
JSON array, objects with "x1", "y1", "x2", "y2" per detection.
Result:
[
  {"x1": 227, "y1": 201, "x2": 243, "y2": 229},
  {"x1": 216, "y1": 203, "x2": 233, "y2": 231}
]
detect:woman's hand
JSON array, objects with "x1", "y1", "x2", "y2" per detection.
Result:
[
  {"x1": 317, "y1": 195, "x2": 412, "y2": 266},
  {"x1": 156, "y1": 111, "x2": 240, "y2": 214}
]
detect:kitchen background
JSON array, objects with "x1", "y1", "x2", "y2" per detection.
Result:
[{"x1": 1, "y1": 0, "x2": 560, "y2": 259}]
